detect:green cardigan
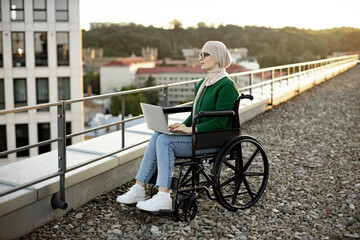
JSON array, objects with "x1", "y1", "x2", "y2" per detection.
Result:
[{"x1": 183, "y1": 76, "x2": 239, "y2": 132}]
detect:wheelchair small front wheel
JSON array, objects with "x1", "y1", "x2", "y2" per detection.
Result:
[
  {"x1": 213, "y1": 135, "x2": 269, "y2": 212},
  {"x1": 173, "y1": 195, "x2": 198, "y2": 222}
]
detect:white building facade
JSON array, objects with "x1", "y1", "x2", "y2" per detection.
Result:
[
  {"x1": 100, "y1": 57, "x2": 155, "y2": 94},
  {"x1": 0, "y1": 0, "x2": 82, "y2": 164},
  {"x1": 136, "y1": 67, "x2": 207, "y2": 105}
]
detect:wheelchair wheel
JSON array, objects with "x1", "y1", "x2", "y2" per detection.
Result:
[
  {"x1": 213, "y1": 135, "x2": 269, "y2": 212},
  {"x1": 173, "y1": 196, "x2": 198, "y2": 222}
]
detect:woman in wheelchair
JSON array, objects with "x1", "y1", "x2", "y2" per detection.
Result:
[{"x1": 116, "y1": 41, "x2": 239, "y2": 213}]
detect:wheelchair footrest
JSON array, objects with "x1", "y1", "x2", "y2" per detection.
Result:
[
  {"x1": 171, "y1": 177, "x2": 179, "y2": 189},
  {"x1": 122, "y1": 203, "x2": 137, "y2": 207}
]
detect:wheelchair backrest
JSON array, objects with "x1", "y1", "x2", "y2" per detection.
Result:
[{"x1": 194, "y1": 95, "x2": 242, "y2": 150}]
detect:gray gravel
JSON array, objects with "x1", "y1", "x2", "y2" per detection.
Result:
[{"x1": 21, "y1": 66, "x2": 360, "y2": 239}]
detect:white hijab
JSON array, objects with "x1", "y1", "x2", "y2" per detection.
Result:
[{"x1": 193, "y1": 41, "x2": 232, "y2": 118}]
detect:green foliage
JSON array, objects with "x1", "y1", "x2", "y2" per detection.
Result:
[
  {"x1": 83, "y1": 70, "x2": 100, "y2": 95},
  {"x1": 110, "y1": 85, "x2": 147, "y2": 117},
  {"x1": 83, "y1": 23, "x2": 360, "y2": 68},
  {"x1": 144, "y1": 75, "x2": 159, "y2": 105}
]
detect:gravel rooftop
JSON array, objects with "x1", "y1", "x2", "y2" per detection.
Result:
[{"x1": 20, "y1": 65, "x2": 360, "y2": 240}]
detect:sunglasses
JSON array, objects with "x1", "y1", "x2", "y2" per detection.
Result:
[{"x1": 199, "y1": 52, "x2": 210, "y2": 60}]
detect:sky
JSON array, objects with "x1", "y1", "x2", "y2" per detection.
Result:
[{"x1": 79, "y1": 0, "x2": 360, "y2": 31}]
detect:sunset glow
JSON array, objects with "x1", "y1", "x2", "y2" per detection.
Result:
[{"x1": 80, "y1": 0, "x2": 359, "y2": 30}]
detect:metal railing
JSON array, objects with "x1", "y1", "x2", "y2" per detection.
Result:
[{"x1": 0, "y1": 54, "x2": 358, "y2": 208}]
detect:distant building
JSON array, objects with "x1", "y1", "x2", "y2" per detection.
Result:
[
  {"x1": 181, "y1": 47, "x2": 259, "y2": 70},
  {"x1": 331, "y1": 51, "x2": 360, "y2": 58},
  {"x1": 182, "y1": 48, "x2": 202, "y2": 67},
  {"x1": 89, "y1": 22, "x2": 126, "y2": 30},
  {"x1": 83, "y1": 48, "x2": 118, "y2": 73},
  {"x1": 155, "y1": 59, "x2": 187, "y2": 66},
  {"x1": 228, "y1": 48, "x2": 248, "y2": 62},
  {"x1": 237, "y1": 57, "x2": 260, "y2": 70},
  {"x1": 100, "y1": 57, "x2": 155, "y2": 94},
  {"x1": 83, "y1": 47, "x2": 158, "y2": 73},
  {"x1": 0, "y1": 0, "x2": 82, "y2": 163},
  {"x1": 142, "y1": 47, "x2": 158, "y2": 61},
  {"x1": 135, "y1": 63, "x2": 249, "y2": 105},
  {"x1": 228, "y1": 48, "x2": 260, "y2": 70}
]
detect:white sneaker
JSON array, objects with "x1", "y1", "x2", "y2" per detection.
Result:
[
  {"x1": 116, "y1": 185, "x2": 145, "y2": 205},
  {"x1": 136, "y1": 192, "x2": 172, "y2": 212}
]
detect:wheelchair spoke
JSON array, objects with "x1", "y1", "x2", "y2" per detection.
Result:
[
  {"x1": 243, "y1": 148, "x2": 259, "y2": 172},
  {"x1": 223, "y1": 190, "x2": 248, "y2": 199},
  {"x1": 219, "y1": 175, "x2": 236, "y2": 188},
  {"x1": 213, "y1": 136, "x2": 269, "y2": 211},
  {"x1": 231, "y1": 175, "x2": 242, "y2": 205},
  {"x1": 223, "y1": 160, "x2": 242, "y2": 175},
  {"x1": 243, "y1": 176, "x2": 255, "y2": 200},
  {"x1": 235, "y1": 143, "x2": 243, "y2": 170},
  {"x1": 246, "y1": 171, "x2": 265, "y2": 177}
]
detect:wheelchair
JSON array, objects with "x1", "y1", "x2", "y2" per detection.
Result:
[{"x1": 148, "y1": 93, "x2": 269, "y2": 221}]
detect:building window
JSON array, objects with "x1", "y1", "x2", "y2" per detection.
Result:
[
  {"x1": 10, "y1": 0, "x2": 24, "y2": 21},
  {"x1": 0, "y1": 33, "x2": 3, "y2": 67},
  {"x1": 33, "y1": 0, "x2": 46, "y2": 21},
  {"x1": 55, "y1": 0, "x2": 68, "y2": 21},
  {"x1": 36, "y1": 78, "x2": 49, "y2": 111},
  {"x1": 38, "y1": 123, "x2": 50, "y2": 154},
  {"x1": 0, "y1": 125, "x2": 7, "y2": 158},
  {"x1": 34, "y1": 32, "x2": 47, "y2": 66},
  {"x1": 14, "y1": 78, "x2": 27, "y2": 108},
  {"x1": 56, "y1": 32, "x2": 69, "y2": 66},
  {"x1": 58, "y1": 77, "x2": 70, "y2": 110},
  {"x1": 0, "y1": 1, "x2": 2, "y2": 21},
  {"x1": 16, "y1": 124, "x2": 29, "y2": 157},
  {"x1": 12, "y1": 32, "x2": 25, "y2": 67},
  {"x1": 0, "y1": 79, "x2": 4, "y2": 110}
]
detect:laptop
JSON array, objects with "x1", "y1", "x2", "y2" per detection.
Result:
[{"x1": 140, "y1": 103, "x2": 190, "y2": 135}]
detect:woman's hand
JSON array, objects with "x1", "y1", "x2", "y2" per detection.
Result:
[{"x1": 169, "y1": 123, "x2": 192, "y2": 134}]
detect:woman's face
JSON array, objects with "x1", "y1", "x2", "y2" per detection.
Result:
[{"x1": 199, "y1": 52, "x2": 218, "y2": 71}]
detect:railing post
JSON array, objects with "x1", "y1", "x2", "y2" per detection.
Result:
[
  {"x1": 271, "y1": 70, "x2": 275, "y2": 103},
  {"x1": 52, "y1": 101, "x2": 68, "y2": 210},
  {"x1": 270, "y1": 81, "x2": 274, "y2": 106},
  {"x1": 163, "y1": 86, "x2": 169, "y2": 122},
  {"x1": 163, "y1": 86, "x2": 169, "y2": 107},
  {"x1": 261, "y1": 71, "x2": 264, "y2": 95},
  {"x1": 279, "y1": 69, "x2": 282, "y2": 87},
  {"x1": 287, "y1": 67, "x2": 290, "y2": 86},
  {"x1": 249, "y1": 73, "x2": 253, "y2": 95},
  {"x1": 121, "y1": 95, "x2": 125, "y2": 149}
]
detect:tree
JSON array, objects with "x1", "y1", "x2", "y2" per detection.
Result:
[
  {"x1": 82, "y1": 24, "x2": 360, "y2": 69},
  {"x1": 144, "y1": 75, "x2": 159, "y2": 105},
  {"x1": 110, "y1": 85, "x2": 147, "y2": 117},
  {"x1": 168, "y1": 19, "x2": 183, "y2": 30},
  {"x1": 83, "y1": 70, "x2": 100, "y2": 95}
]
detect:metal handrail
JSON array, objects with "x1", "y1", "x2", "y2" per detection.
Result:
[
  {"x1": 0, "y1": 55, "x2": 356, "y2": 116},
  {"x1": 0, "y1": 54, "x2": 358, "y2": 204}
]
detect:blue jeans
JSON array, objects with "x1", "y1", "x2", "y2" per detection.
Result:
[{"x1": 135, "y1": 132, "x2": 218, "y2": 189}]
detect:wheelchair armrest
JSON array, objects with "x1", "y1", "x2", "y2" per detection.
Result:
[
  {"x1": 192, "y1": 110, "x2": 235, "y2": 129},
  {"x1": 197, "y1": 110, "x2": 235, "y2": 118},
  {"x1": 163, "y1": 106, "x2": 192, "y2": 114}
]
